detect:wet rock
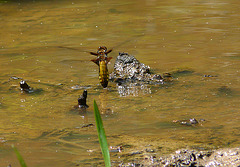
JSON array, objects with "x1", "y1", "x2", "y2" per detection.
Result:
[
  {"x1": 110, "y1": 52, "x2": 163, "y2": 84},
  {"x1": 202, "y1": 147, "x2": 240, "y2": 167},
  {"x1": 110, "y1": 52, "x2": 169, "y2": 96}
]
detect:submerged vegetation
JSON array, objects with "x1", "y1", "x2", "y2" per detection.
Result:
[{"x1": 12, "y1": 145, "x2": 27, "y2": 167}]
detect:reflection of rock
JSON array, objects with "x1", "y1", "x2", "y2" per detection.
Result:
[
  {"x1": 117, "y1": 83, "x2": 151, "y2": 97},
  {"x1": 110, "y1": 52, "x2": 167, "y2": 96}
]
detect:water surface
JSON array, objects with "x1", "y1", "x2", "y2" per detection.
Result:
[{"x1": 0, "y1": 0, "x2": 239, "y2": 166}]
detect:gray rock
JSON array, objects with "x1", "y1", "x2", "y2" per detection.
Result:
[
  {"x1": 110, "y1": 52, "x2": 163, "y2": 84},
  {"x1": 109, "y1": 52, "x2": 166, "y2": 96}
]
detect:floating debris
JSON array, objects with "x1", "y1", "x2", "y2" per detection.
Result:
[
  {"x1": 173, "y1": 118, "x2": 205, "y2": 126},
  {"x1": 203, "y1": 74, "x2": 218, "y2": 78},
  {"x1": 19, "y1": 80, "x2": 33, "y2": 93},
  {"x1": 77, "y1": 90, "x2": 89, "y2": 108},
  {"x1": 81, "y1": 123, "x2": 94, "y2": 128},
  {"x1": 11, "y1": 76, "x2": 23, "y2": 80},
  {"x1": 110, "y1": 146, "x2": 123, "y2": 153}
]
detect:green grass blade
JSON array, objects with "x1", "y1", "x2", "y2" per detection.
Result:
[
  {"x1": 93, "y1": 100, "x2": 111, "y2": 167},
  {"x1": 12, "y1": 145, "x2": 27, "y2": 167}
]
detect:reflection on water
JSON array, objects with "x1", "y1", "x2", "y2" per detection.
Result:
[
  {"x1": 0, "y1": 0, "x2": 240, "y2": 166},
  {"x1": 117, "y1": 83, "x2": 152, "y2": 97}
]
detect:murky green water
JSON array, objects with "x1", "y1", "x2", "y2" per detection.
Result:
[{"x1": 0, "y1": 0, "x2": 239, "y2": 166}]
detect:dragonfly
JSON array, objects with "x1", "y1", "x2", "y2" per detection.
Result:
[{"x1": 90, "y1": 46, "x2": 112, "y2": 88}]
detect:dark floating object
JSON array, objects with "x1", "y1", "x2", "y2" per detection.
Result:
[
  {"x1": 20, "y1": 80, "x2": 33, "y2": 93},
  {"x1": 78, "y1": 90, "x2": 89, "y2": 108},
  {"x1": 90, "y1": 46, "x2": 112, "y2": 88}
]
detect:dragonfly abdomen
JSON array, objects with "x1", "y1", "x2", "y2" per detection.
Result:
[{"x1": 99, "y1": 60, "x2": 109, "y2": 88}]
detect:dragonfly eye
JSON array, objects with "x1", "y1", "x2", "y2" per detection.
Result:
[{"x1": 98, "y1": 46, "x2": 107, "y2": 52}]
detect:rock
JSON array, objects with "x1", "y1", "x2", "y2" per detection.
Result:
[
  {"x1": 203, "y1": 148, "x2": 240, "y2": 167},
  {"x1": 110, "y1": 52, "x2": 169, "y2": 96},
  {"x1": 110, "y1": 52, "x2": 163, "y2": 84}
]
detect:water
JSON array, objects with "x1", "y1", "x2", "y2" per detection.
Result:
[{"x1": 0, "y1": 0, "x2": 239, "y2": 166}]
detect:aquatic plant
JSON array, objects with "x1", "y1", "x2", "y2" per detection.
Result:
[
  {"x1": 12, "y1": 145, "x2": 27, "y2": 167},
  {"x1": 93, "y1": 100, "x2": 111, "y2": 167}
]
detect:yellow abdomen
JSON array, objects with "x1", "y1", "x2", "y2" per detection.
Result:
[{"x1": 99, "y1": 61, "x2": 109, "y2": 88}]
